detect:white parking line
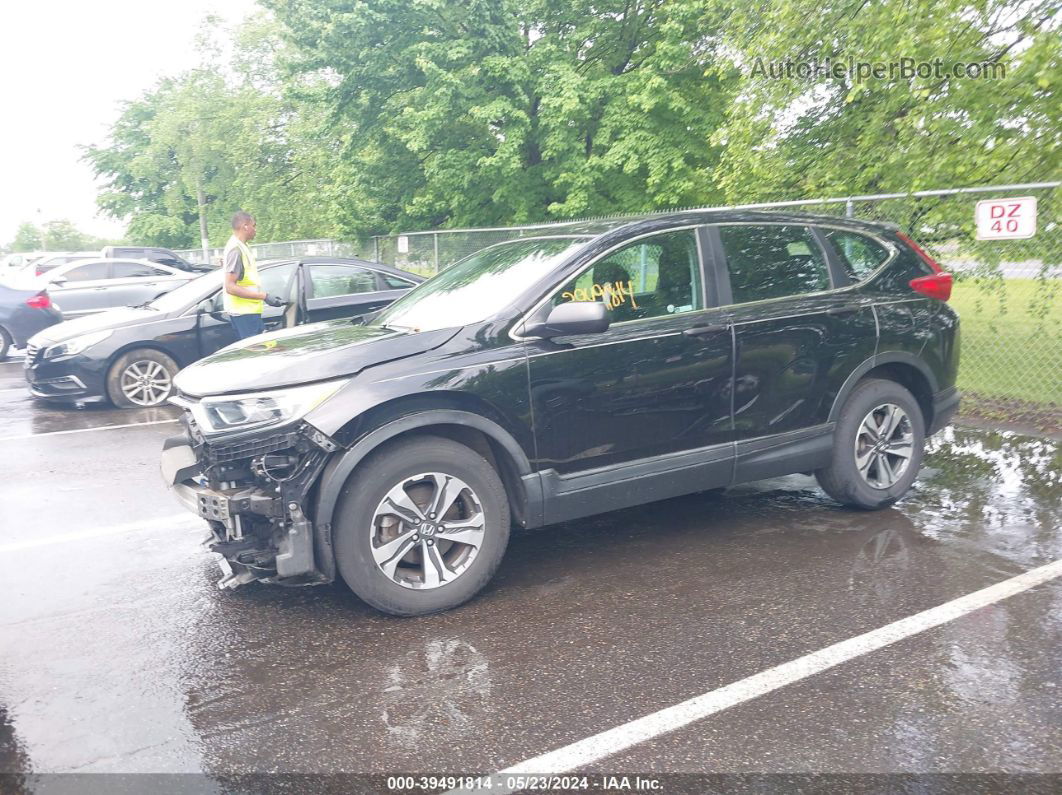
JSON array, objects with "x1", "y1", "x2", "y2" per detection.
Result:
[
  {"x1": 464, "y1": 558, "x2": 1062, "y2": 792},
  {"x1": 0, "y1": 514, "x2": 201, "y2": 554},
  {"x1": 0, "y1": 388, "x2": 26, "y2": 394},
  {"x1": 0, "y1": 418, "x2": 179, "y2": 442}
]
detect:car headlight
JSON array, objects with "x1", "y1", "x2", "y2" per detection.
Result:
[
  {"x1": 190, "y1": 379, "x2": 348, "y2": 436},
  {"x1": 43, "y1": 330, "x2": 113, "y2": 359}
]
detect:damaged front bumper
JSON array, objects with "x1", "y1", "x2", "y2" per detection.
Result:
[{"x1": 161, "y1": 414, "x2": 340, "y2": 590}]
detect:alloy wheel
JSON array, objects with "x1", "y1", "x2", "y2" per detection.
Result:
[
  {"x1": 854, "y1": 402, "x2": 914, "y2": 489},
  {"x1": 119, "y1": 359, "x2": 173, "y2": 406},
  {"x1": 369, "y1": 472, "x2": 486, "y2": 590}
]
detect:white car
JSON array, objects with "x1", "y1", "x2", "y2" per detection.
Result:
[
  {"x1": 40, "y1": 258, "x2": 194, "y2": 317},
  {"x1": 0, "y1": 251, "x2": 46, "y2": 280}
]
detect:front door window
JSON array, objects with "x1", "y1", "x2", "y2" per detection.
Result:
[{"x1": 551, "y1": 230, "x2": 702, "y2": 323}]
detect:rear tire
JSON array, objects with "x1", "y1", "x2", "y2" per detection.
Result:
[
  {"x1": 815, "y1": 378, "x2": 925, "y2": 510},
  {"x1": 106, "y1": 349, "x2": 178, "y2": 408},
  {"x1": 0, "y1": 327, "x2": 11, "y2": 360},
  {"x1": 333, "y1": 435, "x2": 510, "y2": 616}
]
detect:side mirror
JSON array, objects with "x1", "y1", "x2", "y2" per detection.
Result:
[{"x1": 523, "y1": 301, "x2": 610, "y2": 339}]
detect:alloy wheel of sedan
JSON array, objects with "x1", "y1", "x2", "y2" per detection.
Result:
[
  {"x1": 369, "y1": 472, "x2": 486, "y2": 590},
  {"x1": 119, "y1": 359, "x2": 173, "y2": 406},
  {"x1": 854, "y1": 402, "x2": 914, "y2": 489}
]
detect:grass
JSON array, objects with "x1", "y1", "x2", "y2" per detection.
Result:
[{"x1": 949, "y1": 278, "x2": 1061, "y2": 406}]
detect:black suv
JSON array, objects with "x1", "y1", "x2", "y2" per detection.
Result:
[
  {"x1": 162, "y1": 210, "x2": 960, "y2": 616},
  {"x1": 101, "y1": 245, "x2": 212, "y2": 273}
]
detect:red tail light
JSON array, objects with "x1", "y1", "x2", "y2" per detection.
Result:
[
  {"x1": 35, "y1": 269, "x2": 43, "y2": 276},
  {"x1": 897, "y1": 231, "x2": 952, "y2": 301},
  {"x1": 909, "y1": 272, "x2": 953, "y2": 301},
  {"x1": 25, "y1": 293, "x2": 52, "y2": 310}
]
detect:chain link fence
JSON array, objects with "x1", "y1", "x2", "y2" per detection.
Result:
[
  {"x1": 174, "y1": 238, "x2": 374, "y2": 267},
  {"x1": 370, "y1": 182, "x2": 1060, "y2": 429}
]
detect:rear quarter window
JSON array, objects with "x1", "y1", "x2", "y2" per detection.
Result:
[{"x1": 824, "y1": 230, "x2": 892, "y2": 281}]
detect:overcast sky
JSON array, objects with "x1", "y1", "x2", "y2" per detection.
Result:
[{"x1": 0, "y1": 0, "x2": 258, "y2": 247}]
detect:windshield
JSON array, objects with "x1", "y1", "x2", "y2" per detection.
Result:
[
  {"x1": 370, "y1": 237, "x2": 588, "y2": 332},
  {"x1": 149, "y1": 270, "x2": 222, "y2": 312}
]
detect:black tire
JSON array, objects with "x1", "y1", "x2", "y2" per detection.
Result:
[
  {"x1": 815, "y1": 378, "x2": 926, "y2": 510},
  {"x1": 0, "y1": 327, "x2": 11, "y2": 361},
  {"x1": 105, "y1": 348, "x2": 179, "y2": 408},
  {"x1": 333, "y1": 435, "x2": 510, "y2": 616}
]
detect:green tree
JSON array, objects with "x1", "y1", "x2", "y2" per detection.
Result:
[
  {"x1": 712, "y1": 0, "x2": 1061, "y2": 204},
  {"x1": 40, "y1": 219, "x2": 107, "y2": 251},
  {"x1": 84, "y1": 14, "x2": 342, "y2": 249},
  {"x1": 264, "y1": 0, "x2": 738, "y2": 237},
  {"x1": 84, "y1": 81, "x2": 200, "y2": 248},
  {"x1": 10, "y1": 222, "x2": 42, "y2": 252}
]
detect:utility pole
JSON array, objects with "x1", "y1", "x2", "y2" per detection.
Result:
[
  {"x1": 196, "y1": 177, "x2": 210, "y2": 264},
  {"x1": 36, "y1": 208, "x2": 48, "y2": 252}
]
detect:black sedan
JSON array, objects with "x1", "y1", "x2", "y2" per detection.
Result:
[
  {"x1": 24, "y1": 257, "x2": 422, "y2": 407},
  {"x1": 0, "y1": 278, "x2": 62, "y2": 359}
]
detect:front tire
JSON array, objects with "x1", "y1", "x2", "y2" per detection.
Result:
[
  {"x1": 106, "y1": 349, "x2": 178, "y2": 408},
  {"x1": 0, "y1": 326, "x2": 12, "y2": 360},
  {"x1": 333, "y1": 435, "x2": 510, "y2": 616},
  {"x1": 815, "y1": 378, "x2": 926, "y2": 510}
]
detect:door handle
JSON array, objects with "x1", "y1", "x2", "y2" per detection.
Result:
[
  {"x1": 826, "y1": 304, "x2": 861, "y2": 316},
  {"x1": 683, "y1": 322, "x2": 730, "y2": 336}
]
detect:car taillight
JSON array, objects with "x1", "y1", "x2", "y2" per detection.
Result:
[
  {"x1": 35, "y1": 268, "x2": 44, "y2": 276},
  {"x1": 25, "y1": 293, "x2": 52, "y2": 309},
  {"x1": 909, "y1": 272, "x2": 953, "y2": 301},
  {"x1": 897, "y1": 231, "x2": 952, "y2": 301}
]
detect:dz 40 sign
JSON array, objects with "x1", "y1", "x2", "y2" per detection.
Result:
[{"x1": 975, "y1": 196, "x2": 1037, "y2": 240}]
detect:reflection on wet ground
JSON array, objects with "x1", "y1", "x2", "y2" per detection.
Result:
[
  {"x1": 0, "y1": 705, "x2": 31, "y2": 785},
  {"x1": 0, "y1": 359, "x2": 178, "y2": 439},
  {"x1": 916, "y1": 427, "x2": 1061, "y2": 567},
  {"x1": 0, "y1": 412, "x2": 1058, "y2": 776}
]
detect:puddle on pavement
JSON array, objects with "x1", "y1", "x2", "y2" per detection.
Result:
[{"x1": 914, "y1": 425, "x2": 1061, "y2": 567}]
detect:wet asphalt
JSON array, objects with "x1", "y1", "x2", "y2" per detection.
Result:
[{"x1": 0, "y1": 353, "x2": 1059, "y2": 789}]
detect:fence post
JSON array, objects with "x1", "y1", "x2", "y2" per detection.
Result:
[
  {"x1": 373, "y1": 237, "x2": 380, "y2": 262},
  {"x1": 433, "y1": 233, "x2": 440, "y2": 273},
  {"x1": 845, "y1": 198, "x2": 854, "y2": 217}
]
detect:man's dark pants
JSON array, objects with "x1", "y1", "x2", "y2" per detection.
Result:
[{"x1": 229, "y1": 313, "x2": 264, "y2": 340}]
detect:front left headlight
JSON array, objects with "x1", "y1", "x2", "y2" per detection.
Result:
[
  {"x1": 191, "y1": 379, "x2": 348, "y2": 436},
  {"x1": 43, "y1": 329, "x2": 113, "y2": 359}
]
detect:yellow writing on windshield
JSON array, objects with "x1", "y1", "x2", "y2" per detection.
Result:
[{"x1": 562, "y1": 280, "x2": 639, "y2": 311}]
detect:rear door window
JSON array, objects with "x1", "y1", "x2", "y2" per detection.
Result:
[
  {"x1": 62, "y1": 262, "x2": 111, "y2": 281},
  {"x1": 113, "y1": 262, "x2": 170, "y2": 278},
  {"x1": 824, "y1": 230, "x2": 891, "y2": 281},
  {"x1": 718, "y1": 225, "x2": 830, "y2": 303},
  {"x1": 308, "y1": 263, "x2": 378, "y2": 298}
]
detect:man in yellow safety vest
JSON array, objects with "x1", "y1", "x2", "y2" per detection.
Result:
[{"x1": 223, "y1": 210, "x2": 285, "y2": 339}]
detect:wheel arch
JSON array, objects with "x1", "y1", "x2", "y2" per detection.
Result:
[
  {"x1": 829, "y1": 351, "x2": 938, "y2": 430},
  {"x1": 106, "y1": 340, "x2": 185, "y2": 374},
  {"x1": 312, "y1": 405, "x2": 535, "y2": 583}
]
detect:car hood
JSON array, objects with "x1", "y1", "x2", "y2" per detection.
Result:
[
  {"x1": 29, "y1": 306, "x2": 166, "y2": 345},
  {"x1": 174, "y1": 320, "x2": 461, "y2": 397}
]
